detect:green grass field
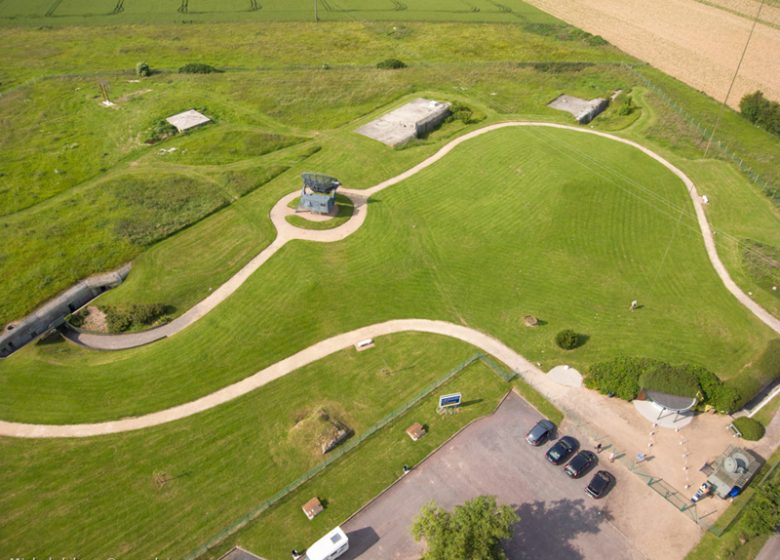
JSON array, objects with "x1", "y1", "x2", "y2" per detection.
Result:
[
  {"x1": 1, "y1": 10, "x2": 780, "y2": 560},
  {"x1": 0, "y1": 332, "x2": 510, "y2": 559},
  {"x1": 0, "y1": 0, "x2": 557, "y2": 26},
  {"x1": 2, "y1": 124, "x2": 777, "y2": 425}
]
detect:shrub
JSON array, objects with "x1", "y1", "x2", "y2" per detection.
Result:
[
  {"x1": 555, "y1": 329, "x2": 579, "y2": 350},
  {"x1": 585, "y1": 356, "x2": 661, "y2": 400},
  {"x1": 446, "y1": 102, "x2": 485, "y2": 125},
  {"x1": 639, "y1": 363, "x2": 700, "y2": 398},
  {"x1": 376, "y1": 58, "x2": 406, "y2": 69},
  {"x1": 585, "y1": 357, "x2": 739, "y2": 411},
  {"x1": 740, "y1": 91, "x2": 780, "y2": 136},
  {"x1": 135, "y1": 62, "x2": 151, "y2": 77},
  {"x1": 178, "y1": 63, "x2": 222, "y2": 74},
  {"x1": 145, "y1": 119, "x2": 177, "y2": 144},
  {"x1": 102, "y1": 304, "x2": 170, "y2": 333},
  {"x1": 732, "y1": 417, "x2": 765, "y2": 441},
  {"x1": 618, "y1": 95, "x2": 634, "y2": 116}
]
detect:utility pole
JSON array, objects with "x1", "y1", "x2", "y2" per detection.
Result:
[{"x1": 314, "y1": 0, "x2": 319, "y2": 22}]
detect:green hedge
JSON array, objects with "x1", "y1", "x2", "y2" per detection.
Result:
[
  {"x1": 376, "y1": 58, "x2": 406, "y2": 69},
  {"x1": 733, "y1": 417, "x2": 765, "y2": 441},
  {"x1": 585, "y1": 357, "x2": 741, "y2": 412},
  {"x1": 640, "y1": 363, "x2": 699, "y2": 398}
]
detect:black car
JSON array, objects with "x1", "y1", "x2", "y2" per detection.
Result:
[
  {"x1": 545, "y1": 436, "x2": 578, "y2": 465},
  {"x1": 526, "y1": 419, "x2": 556, "y2": 446},
  {"x1": 585, "y1": 470, "x2": 615, "y2": 499},
  {"x1": 564, "y1": 450, "x2": 597, "y2": 478}
]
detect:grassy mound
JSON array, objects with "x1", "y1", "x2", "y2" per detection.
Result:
[
  {"x1": 287, "y1": 405, "x2": 352, "y2": 458},
  {"x1": 640, "y1": 363, "x2": 700, "y2": 398}
]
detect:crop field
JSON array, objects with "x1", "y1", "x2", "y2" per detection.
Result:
[
  {"x1": 1, "y1": 8, "x2": 780, "y2": 560},
  {"x1": 522, "y1": 0, "x2": 780, "y2": 109}
]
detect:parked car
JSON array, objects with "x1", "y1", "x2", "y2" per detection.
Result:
[
  {"x1": 526, "y1": 419, "x2": 556, "y2": 446},
  {"x1": 564, "y1": 450, "x2": 597, "y2": 478},
  {"x1": 545, "y1": 436, "x2": 578, "y2": 465},
  {"x1": 585, "y1": 471, "x2": 615, "y2": 499}
]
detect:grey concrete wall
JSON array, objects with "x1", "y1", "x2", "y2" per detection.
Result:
[{"x1": 0, "y1": 264, "x2": 131, "y2": 358}]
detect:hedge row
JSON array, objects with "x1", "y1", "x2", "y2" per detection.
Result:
[{"x1": 584, "y1": 357, "x2": 741, "y2": 413}]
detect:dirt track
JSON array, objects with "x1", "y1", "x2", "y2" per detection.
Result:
[{"x1": 524, "y1": 0, "x2": 780, "y2": 107}]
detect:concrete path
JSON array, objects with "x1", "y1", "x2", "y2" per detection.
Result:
[{"x1": 62, "y1": 121, "x2": 780, "y2": 351}]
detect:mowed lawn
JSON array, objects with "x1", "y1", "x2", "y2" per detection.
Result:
[
  {"x1": 0, "y1": 126, "x2": 775, "y2": 424},
  {"x1": 0, "y1": 332, "x2": 510, "y2": 560}
]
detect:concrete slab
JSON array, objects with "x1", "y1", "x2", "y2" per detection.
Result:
[
  {"x1": 548, "y1": 95, "x2": 608, "y2": 124},
  {"x1": 356, "y1": 98, "x2": 450, "y2": 147},
  {"x1": 547, "y1": 365, "x2": 583, "y2": 388}
]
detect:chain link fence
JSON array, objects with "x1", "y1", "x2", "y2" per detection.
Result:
[
  {"x1": 185, "y1": 352, "x2": 513, "y2": 560},
  {"x1": 621, "y1": 63, "x2": 778, "y2": 202}
]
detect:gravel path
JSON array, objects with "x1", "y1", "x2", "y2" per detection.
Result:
[
  {"x1": 63, "y1": 121, "x2": 780, "y2": 352},
  {"x1": 12, "y1": 121, "x2": 775, "y2": 439}
]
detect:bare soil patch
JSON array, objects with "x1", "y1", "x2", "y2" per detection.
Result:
[{"x1": 524, "y1": 0, "x2": 780, "y2": 107}]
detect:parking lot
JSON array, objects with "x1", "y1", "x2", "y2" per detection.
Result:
[{"x1": 342, "y1": 392, "x2": 646, "y2": 560}]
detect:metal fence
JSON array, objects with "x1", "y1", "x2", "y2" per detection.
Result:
[
  {"x1": 621, "y1": 63, "x2": 778, "y2": 201},
  {"x1": 185, "y1": 352, "x2": 513, "y2": 560}
]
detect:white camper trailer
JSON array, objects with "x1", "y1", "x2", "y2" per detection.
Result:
[{"x1": 305, "y1": 526, "x2": 349, "y2": 560}]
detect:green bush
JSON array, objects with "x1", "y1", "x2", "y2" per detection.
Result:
[
  {"x1": 618, "y1": 95, "x2": 634, "y2": 116},
  {"x1": 145, "y1": 119, "x2": 177, "y2": 144},
  {"x1": 178, "y1": 63, "x2": 222, "y2": 74},
  {"x1": 733, "y1": 417, "x2": 765, "y2": 441},
  {"x1": 376, "y1": 58, "x2": 406, "y2": 69},
  {"x1": 135, "y1": 62, "x2": 151, "y2": 77},
  {"x1": 740, "y1": 91, "x2": 780, "y2": 137},
  {"x1": 639, "y1": 363, "x2": 700, "y2": 398},
  {"x1": 585, "y1": 357, "x2": 739, "y2": 411},
  {"x1": 555, "y1": 329, "x2": 579, "y2": 350},
  {"x1": 585, "y1": 356, "x2": 660, "y2": 400},
  {"x1": 446, "y1": 102, "x2": 485, "y2": 125},
  {"x1": 102, "y1": 304, "x2": 170, "y2": 333}
]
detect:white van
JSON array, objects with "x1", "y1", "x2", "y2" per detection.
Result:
[{"x1": 305, "y1": 526, "x2": 349, "y2": 560}]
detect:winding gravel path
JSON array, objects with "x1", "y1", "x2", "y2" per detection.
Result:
[
  {"x1": 8, "y1": 121, "x2": 776, "y2": 439},
  {"x1": 1, "y1": 319, "x2": 543, "y2": 438},
  {"x1": 63, "y1": 121, "x2": 780, "y2": 351}
]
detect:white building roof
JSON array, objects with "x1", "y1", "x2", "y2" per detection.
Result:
[
  {"x1": 306, "y1": 526, "x2": 348, "y2": 560},
  {"x1": 356, "y1": 98, "x2": 451, "y2": 147},
  {"x1": 165, "y1": 109, "x2": 211, "y2": 132}
]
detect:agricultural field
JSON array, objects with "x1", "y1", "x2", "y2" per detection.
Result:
[
  {"x1": 0, "y1": 5, "x2": 779, "y2": 560},
  {"x1": 522, "y1": 0, "x2": 780, "y2": 109}
]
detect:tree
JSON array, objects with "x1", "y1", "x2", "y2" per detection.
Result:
[{"x1": 412, "y1": 496, "x2": 518, "y2": 560}]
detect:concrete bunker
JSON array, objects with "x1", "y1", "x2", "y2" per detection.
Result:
[
  {"x1": 356, "y1": 98, "x2": 451, "y2": 147},
  {"x1": 0, "y1": 264, "x2": 131, "y2": 358},
  {"x1": 548, "y1": 94, "x2": 609, "y2": 124}
]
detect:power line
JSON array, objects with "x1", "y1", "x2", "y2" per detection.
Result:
[{"x1": 703, "y1": 0, "x2": 767, "y2": 158}]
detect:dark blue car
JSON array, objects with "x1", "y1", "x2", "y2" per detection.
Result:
[{"x1": 545, "y1": 436, "x2": 578, "y2": 465}]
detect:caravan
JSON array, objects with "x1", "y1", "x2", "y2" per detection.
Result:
[{"x1": 305, "y1": 526, "x2": 349, "y2": 560}]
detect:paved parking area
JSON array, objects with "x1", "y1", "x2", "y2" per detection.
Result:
[{"x1": 342, "y1": 392, "x2": 644, "y2": 560}]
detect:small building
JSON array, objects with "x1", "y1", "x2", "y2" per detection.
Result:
[
  {"x1": 302, "y1": 497, "x2": 324, "y2": 521},
  {"x1": 305, "y1": 526, "x2": 349, "y2": 560},
  {"x1": 701, "y1": 446, "x2": 762, "y2": 499},
  {"x1": 547, "y1": 94, "x2": 609, "y2": 124},
  {"x1": 406, "y1": 422, "x2": 426, "y2": 441},
  {"x1": 165, "y1": 109, "x2": 212, "y2": 133},
  {"x1": 298, "y1": 173, "x2": 341, "y2": 215},
  {"x1": 356, "y1": 98, "x2": 451, "y2": 147}
]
